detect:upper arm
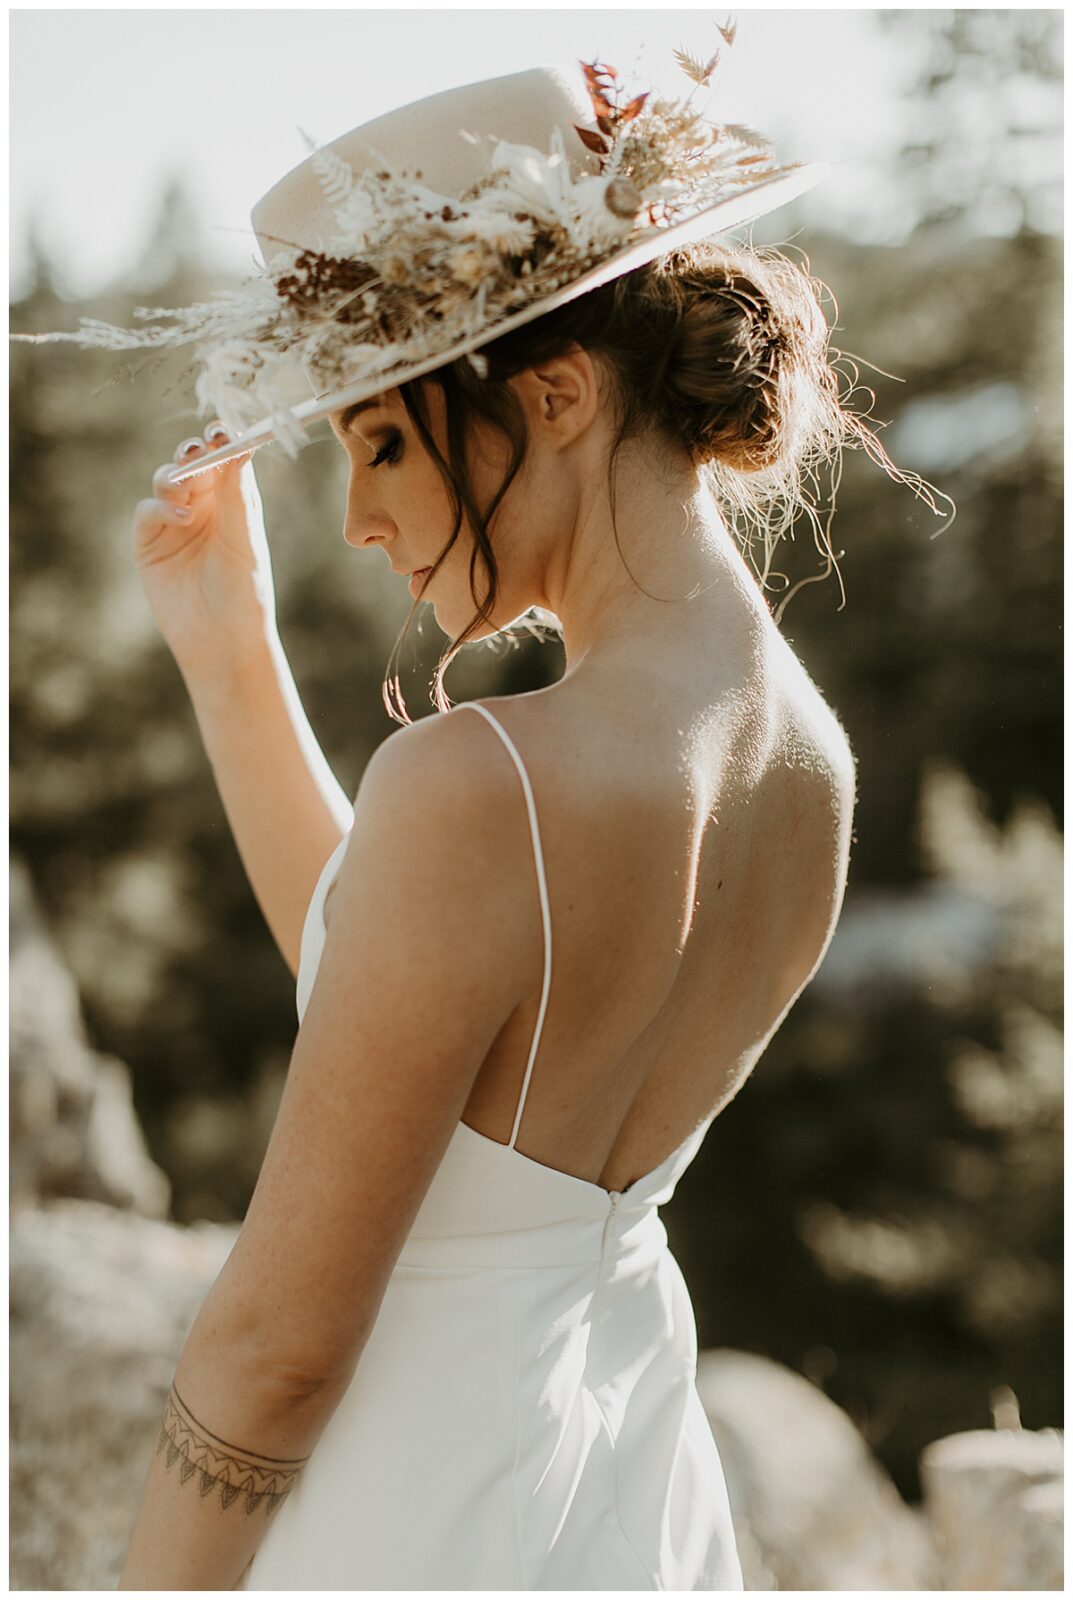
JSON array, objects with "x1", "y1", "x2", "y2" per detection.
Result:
[{"x1": 198, "y1": 711, "x2": 540, "y2": 1388}]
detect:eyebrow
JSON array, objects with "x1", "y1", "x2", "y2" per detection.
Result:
[{"x1": 337, "y1": 398, "x2": 385, "y2": 435}]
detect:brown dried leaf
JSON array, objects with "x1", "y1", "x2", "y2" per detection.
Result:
[
  {"x1": 574, "y1": 124, "x2": 611, "y2": 156},
  {"x1": 620, "y1": 92, "x2": 650, "y2": 124},
  {"x1": 580, "y1": 59, "x2": 618, "y2": 120}
]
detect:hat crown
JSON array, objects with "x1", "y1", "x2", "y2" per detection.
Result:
[{"x1": 251, "y1": 65, "x2": 600, "y2": 269}]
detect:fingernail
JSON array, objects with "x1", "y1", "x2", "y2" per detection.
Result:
[{"x1": 174, "y1": 505, "x2": 192, "y2": 518}]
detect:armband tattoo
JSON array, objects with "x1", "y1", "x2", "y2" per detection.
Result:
[{"x1": 156, "y1": 1382, "x2": 311, "y2": 1519}]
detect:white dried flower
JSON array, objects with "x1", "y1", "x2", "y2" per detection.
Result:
[
  {"x1": 334, "y1": 340, "x2": 397, "y2": 380},
  {"x1": 449, "y1": 246, "x2": 489, "y2": 288},
  {"x1": 487, "y1": 130, "x2": 575, "y2": 229},
  {"x1": 467, "y1": 209, "x2": 538, "y2": 257},
  {"x1": 266, "y1": 405, "x2": 312, "y2": 461}
]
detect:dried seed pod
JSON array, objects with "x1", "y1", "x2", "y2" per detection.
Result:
[{"x1": 604, "y1": 178, "x2": 643, "y2": 219}]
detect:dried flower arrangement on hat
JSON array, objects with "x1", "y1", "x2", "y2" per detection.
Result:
[{"x1": 13, "y1": 26, "x2": 808, "y2": 456}]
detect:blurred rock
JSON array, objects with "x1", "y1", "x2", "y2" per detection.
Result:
[
  {"x1": 696, "y1": 1347, "x2": 939, "y2": 1589},
  {"x1": 920, "y1": 1427, "x2": 1064, "y2": 1589},
  {"x1": 10, "y1": 854, "x2": 170, "y2": 1215},
  {"x1": 9, "y1": 1198, "x2": 238, "y2": 1591}
]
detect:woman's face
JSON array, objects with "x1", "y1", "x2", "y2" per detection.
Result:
[{"x1": 328, "y1": 377, "x2": 541, "y2": 639}]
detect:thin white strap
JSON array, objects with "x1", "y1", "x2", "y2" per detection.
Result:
[{"x1": 458, "y1": 703, "x2": 553, "y2": 1148}]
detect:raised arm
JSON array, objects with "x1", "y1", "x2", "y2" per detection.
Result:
[
  {"x1": 132, "y1": 426, "x2": 354, "y2": 978},
  {"x1": 181, "y1": 634, "x2": 356, "y2": 978}
]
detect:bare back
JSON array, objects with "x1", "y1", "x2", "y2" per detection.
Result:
[{"x1": 460, "y1": 616, "x2": 857, "y2": 1196}]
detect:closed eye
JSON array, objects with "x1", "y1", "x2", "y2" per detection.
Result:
[{"x1": 370, "y1": 432, "x2": 402, "y2": 469}]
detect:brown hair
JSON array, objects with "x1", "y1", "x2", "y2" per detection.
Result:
[{"x1": 382, "y1": 237, "x2": 947, "y2": 722}]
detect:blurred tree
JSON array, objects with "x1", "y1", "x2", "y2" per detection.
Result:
[
  {"x1": 674, "y1": 757, "x2": 1062, "y2": 1499},
  {"x1": 121, "y1": 172, "x2": 205, "y2": 295},
  {"x1": 788, "y1": 223, "x2": 1062, "y2": 880},
  {"x1": 878, "y1": 8, "x2": 1062, "y2": 237}
]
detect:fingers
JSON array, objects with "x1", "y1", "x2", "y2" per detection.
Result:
[
  {"x1": 156, "y1": 421, "x2": 238, "y2": 493},
  {"x1": 154, "y1": 459, "x2": 193, "y2": 498},
  {"x1": 137, "y1": 422, "x2": 244, "y2": 543},
  {"x1": 200, "y1": 421, "x2": 255, "y2": 466},
  {"x1": 133, "y1": 495, "x2": 193, "y2": 528}
]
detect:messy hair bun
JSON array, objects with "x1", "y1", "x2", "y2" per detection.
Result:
[
  {"x1": 386, "y1": 238, "x2": 947, "y2": 720},
  {"x1": 640, "y1": 244, "x2": 834, "y2": 475}
]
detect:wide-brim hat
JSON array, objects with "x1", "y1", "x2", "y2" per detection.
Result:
[{"x1": 15, "y1": 52, "x2": 830, "y2": 483}]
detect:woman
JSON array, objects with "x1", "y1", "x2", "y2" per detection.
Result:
[{"x1": 19, "y1": 51, "x2": 932, "y2": 1592}]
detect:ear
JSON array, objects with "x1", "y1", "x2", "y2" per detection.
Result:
[{"x1": 511, "y1": 343, "x2": 602, "y2": 451}]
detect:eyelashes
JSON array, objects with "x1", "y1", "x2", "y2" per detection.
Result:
[{"x1": 370, "y1": 432, "x2": 402, "y2": 469}]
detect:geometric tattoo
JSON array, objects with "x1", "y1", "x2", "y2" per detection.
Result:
[{"x1": 156, "y1": 1383, "x2": 311, "y2": 1519}]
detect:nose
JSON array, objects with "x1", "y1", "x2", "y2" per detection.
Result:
[
  {"x1": 343, "y1": 518, "x2": 392, "y2": 551},
  {"x1": 342, "y1": 475, "x2": 396, "y2": 551}
]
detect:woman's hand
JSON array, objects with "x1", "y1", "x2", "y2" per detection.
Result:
[{"x1": 132, "y1": 423, "x2": 279, "y2": 686}]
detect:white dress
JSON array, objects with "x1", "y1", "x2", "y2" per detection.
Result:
[{"x1": 238, "y1": 702, "x2": 743, "y2": 1590}]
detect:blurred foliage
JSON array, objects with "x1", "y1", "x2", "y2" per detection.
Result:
[
  {"x1": 674, "y1": 759, "x2": 1062, "y2": 1500},
  {"x1": 10, "y1": 11, "x2": 1061, "y2": 1502},
  {"x1": 877, "y1": 7, "x2": 1062, "y2": 236}
]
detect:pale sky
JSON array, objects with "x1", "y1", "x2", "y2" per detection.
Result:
[{"x1": 10, "y1": 7, "x2": 927, "y2": 300}]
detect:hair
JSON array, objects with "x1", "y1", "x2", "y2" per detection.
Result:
[{"x1": 381, "y1": 237, "x2": 950, "y2": 723}]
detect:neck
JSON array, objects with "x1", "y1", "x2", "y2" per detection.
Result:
[{"x1": 539, "y1": 446, "x2": 772, "y2": 673}]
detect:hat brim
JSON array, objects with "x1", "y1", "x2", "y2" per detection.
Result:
[{"x1": 169, "y1": 160, "x2": 830, "y2": 484}]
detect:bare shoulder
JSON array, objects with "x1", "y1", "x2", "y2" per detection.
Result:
[
  {"x1": 780, "y1": 649, "x2": 857, "y2": 812},
  {"x1": 764, "y1": 629, "x2": 859, "y2": 809},
  {"x1": 360, "y1": 699, "x2": 544, "y2": 805},
  {"x1": 347, "y1": 701, "x2": 553, "y2": 984}
]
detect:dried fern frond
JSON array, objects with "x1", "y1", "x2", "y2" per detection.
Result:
[{"x1": 308, "y1": 141, "x2": 356, "y2": 210}]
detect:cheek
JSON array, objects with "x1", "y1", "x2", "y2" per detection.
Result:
[{"x1": 477, "y1": 428, "x2": 519, "y2": 493}]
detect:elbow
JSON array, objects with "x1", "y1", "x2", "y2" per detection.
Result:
[{"x1": 180, "y1": 1294, "x2": 364, "y2": 1425}]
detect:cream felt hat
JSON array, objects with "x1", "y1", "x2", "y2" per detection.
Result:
[{"x1": 13, "y1": 44, "x2": 829, "y2": 483}]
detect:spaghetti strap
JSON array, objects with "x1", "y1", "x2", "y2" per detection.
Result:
[{"x1": 457, "y1": 702, "x2": 552, "y2": 1149}]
